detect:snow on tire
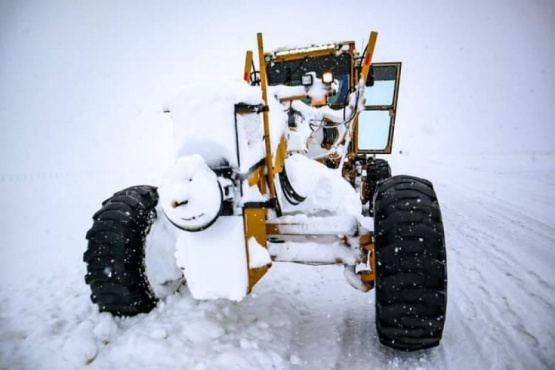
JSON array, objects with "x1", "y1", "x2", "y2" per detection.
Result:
[
  {"x1": 373, "y1": 175, "x2": 447, "y2": 351},
  {"x1": 84, "y1": 185, "x2": 159, "y2": 316}
]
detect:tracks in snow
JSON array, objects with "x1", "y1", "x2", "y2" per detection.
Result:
[{"x1": 393, "y1": 153, "x2": 555, "y2": 369}]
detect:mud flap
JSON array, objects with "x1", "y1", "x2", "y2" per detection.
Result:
[{"x1": 175, "y1": 216, "x2": 249, "y2": 301}]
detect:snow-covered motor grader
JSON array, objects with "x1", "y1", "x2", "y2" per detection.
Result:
[{"x1": 84, "y1": 32, "x2": 447, "y2": 351}]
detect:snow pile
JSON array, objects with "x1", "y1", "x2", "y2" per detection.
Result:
[
  {"x1": 247, "y1": 237, "x2": 272, "y2": 269},
  {"x1": 158, "y1": 155, "x2": 223, "y2": 232},
  {"x1": 62, "y1": 321, "x2": 97, "y2": 366},
  {"x1": 144, "y1": 207, "x2": 184, "y2": 299},
  {"x1": 164, "y1": 80, "x2": 288, "y2": 172},
  {"x1": 269, "y1": 240, "x2": 360, "y2": 265},
  {"x1": 279, "y1": 154, "x2": 361, "y2": 216},
  {"x1": 155, "y1": 79, "x2": 364, "y2": 302},
  {"x1": 0, "y1": 268, "x2": 305, "y2": 370},
  {"x1": 1, "y1": 154, "x2": 554, "y2": 369},
  {"x1": 267, "y1": 214, "x2": 359, "y2": 235},
  {"x1": 162, "y1": 77, "x2": 365, "y2": 222},
  {"x1": 175, "y1": 217, "x2": 249, "y2": 301}
]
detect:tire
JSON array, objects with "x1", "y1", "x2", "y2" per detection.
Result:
[
  {"x1": 373, "y1": 175, "x2": 447, "y2": 351},
  {"x1": 84, "y1": 185, "x2": 159, "y2": 316},
  {"x1": 367, "y1": 158, "x2": 391, "y2": 215}
]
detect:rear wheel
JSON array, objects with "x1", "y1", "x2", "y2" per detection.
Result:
[
  {"x1": 84, "y1": 185, "x2": 159, "y2": 316},
  {"x1": 367, "y1": 158, "x2": 391, "y2": 215},
  {"x1": 373, "y1": 175, "x2": 447, "y2": 351}
]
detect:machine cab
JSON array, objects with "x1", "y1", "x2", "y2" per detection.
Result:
[
  {"x1": 258, "y1": 39, "x2": 402, "y2": 157},
  {"x1": 264, "y1": 41, "x2": 357, "y2": 109}
]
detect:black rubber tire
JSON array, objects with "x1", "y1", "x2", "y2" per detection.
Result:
[
  {"x1": 84, "y1": 185, "x2": 159, "y2": 316},
  {"x1": 373, "y1": 175, "x2": 447, "y2": 351},
  {"x1": 367, "y1": 158, "x2": 391, "y2": 215}
]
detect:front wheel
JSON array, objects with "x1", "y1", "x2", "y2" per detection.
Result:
[
  {"x1": 373, "y1": 175, "x2": 447, "y2": 351},
  {"x1": 84, "y1": 186, "x2": 159, "y2": 316}
]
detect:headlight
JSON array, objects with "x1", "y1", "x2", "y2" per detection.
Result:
[
  {"x1": 301, "y1": 73, "x2": 314, "y2": 86},
  {"x1": 322, "y1": 71, "x2": 334, "y2": 84}
]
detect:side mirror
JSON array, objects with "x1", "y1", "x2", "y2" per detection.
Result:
[{"x1": 356, "y1": 62, "x2": 402, "y2": 154}]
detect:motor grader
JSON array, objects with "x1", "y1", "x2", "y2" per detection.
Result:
[{"x1": 84, "y1": 32, "x2": 447, "y2": 351}]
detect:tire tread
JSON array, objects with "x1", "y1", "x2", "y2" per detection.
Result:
[
  {"x1": 84, "y1": 185, "x2": 159, "y2": 316},
  {"x1": 374, "y1": 175, "x2": 447, "y2": 351}
]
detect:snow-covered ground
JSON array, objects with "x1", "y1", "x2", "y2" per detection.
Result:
[
  {"x1": 1, "y1": 0, "x2": 554, "y2": 369},
  {"x1": 0, "y1": 152, "x2": 553, "y2": 369}
]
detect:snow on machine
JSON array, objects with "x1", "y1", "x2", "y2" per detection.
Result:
[{"x1": 84, "y1": 32, "x2": 447, "y2": 351}]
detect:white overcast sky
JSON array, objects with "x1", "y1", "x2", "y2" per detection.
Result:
[{"x1": 1, "y1": 0, "x2": 554, "y2": 176}]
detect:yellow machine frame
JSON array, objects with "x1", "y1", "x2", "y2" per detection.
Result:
[{"x1": 241, "y1": 32, "x2": 382, "y2": 293}]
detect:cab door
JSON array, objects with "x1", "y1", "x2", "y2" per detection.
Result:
[{"x1": 355, "y1": 62, "x2": 402, "y2": 154}]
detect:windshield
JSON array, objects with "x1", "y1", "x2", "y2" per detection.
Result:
[{"x1": 266, "y1": 53, "x2": 352, "y2": 106}]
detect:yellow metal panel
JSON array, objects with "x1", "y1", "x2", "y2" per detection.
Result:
[
  {"x1": 248, "y1": 266, "x2": 269, "y2": 291},
  {"x1": 257, "y1": 33, "x2": 278, "y2": 202},
  {"x1": 360, "y1": 31, "x2": 378, "y2": 83},
  {"x1": 247, "y1": 165, "x2": 261, "y2": 187},
  {"x1": 267, "y1": 41, "x2": 356, "y2": 62},
  {"x1": 244, "y1": 208, "x2": 267, "y2": 247},
  {"x1": 278, "y1": 94, "x2": 309, "y2": 103},
  {"x1": 359, "y1": 232, "x2": 376, "y2": 290},
  {"x1": 272, "y1": 48, "x2": 335, "y2": 62},
  {"x1": 273, "y1": 134, "x2": 288, "y2": 174},
  {"x1": 265, "y1": 223, "x2": 280, "y2": 235},
  {"x1": 244, "y1": 50, "x2": 253, "y2": 82},
  {"x1": 243, "y1": 207, "x2": 270, "y2": 291},
  {"x1": 359, "y1": 233, "x2": 372, "y2": 246},
  {"x1": 258, "y1": 170, "x2": 267, "y2": 195}
]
